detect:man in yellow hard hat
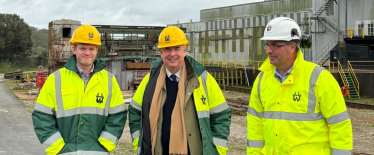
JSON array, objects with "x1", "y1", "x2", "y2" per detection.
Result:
[
  {"x1": 129, "y1": 26, "x2": 232, "y2": 155},
  {"x1": 247, "y1": 17, "x2": 352, "y2": 155},
  {"x1": 32, "y1": 25, "x2": 127, "y2": 155}
]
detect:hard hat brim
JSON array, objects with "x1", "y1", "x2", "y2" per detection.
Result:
[
  {"x1": 70, "y1": 40, "x2": 101, "y2": 46},
  {"x1": 260, "y1": 36, "x2": 299, "y2": 41},
  {"x1": 158, "y1": 41, "x2": 188, "y2": 49}
]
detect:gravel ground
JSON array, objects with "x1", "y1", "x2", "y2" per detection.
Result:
[
  {"x1": 349, "y1": 108, "x2": 374, "y2": 154},
  {"x1": 222, "y1": 90, "x2": 374, "y2": 155}
]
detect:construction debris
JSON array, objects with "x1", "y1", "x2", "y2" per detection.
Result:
[
  {"x1": 12, "y1": 83, "x2": 35, "y2": 90},
  {"x1": 12, "y1": 84, "x2": 23, "y2": 90},
  {"x1": 28, "y1": 89, "x2": 39, "y2": 96}
]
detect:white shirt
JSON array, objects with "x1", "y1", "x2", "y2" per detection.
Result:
[{"x1": 165, "y1": 67, "x2": 181, "y2": 82}]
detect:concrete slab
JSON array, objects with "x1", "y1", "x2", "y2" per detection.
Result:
[{"x1": 125, "y1": 98, "x2": 132, "y2": 104}]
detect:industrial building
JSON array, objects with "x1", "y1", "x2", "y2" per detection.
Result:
[{"x1": 170, "y1": 0, "x2": 374, "y2": 66}]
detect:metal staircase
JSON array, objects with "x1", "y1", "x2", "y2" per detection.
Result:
[
  {"x1": 347, "y1": 61, "x2": 360, "y2": 99},
  {"x1": 314, "y1": 36, "x2": 338, "y2": 66},
  {"x1": 311, "y1": 0, "x2": 345, "y2": 65},
  {"x1": 338, "y1": 60, "x2": 360, "y2": 99},
  {"x1": 312, "y1": 0, "x2": 334, "y2": 17},
  {"x1": 343, "y1": 72, "x2": 359, "y2": 99}
]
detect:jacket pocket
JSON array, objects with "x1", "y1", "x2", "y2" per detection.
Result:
[{"x1": 61, "y1": 87, "x2": 75, "y2": 109}]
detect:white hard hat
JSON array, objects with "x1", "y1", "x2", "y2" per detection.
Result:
[{"x1": 260, "y1": 17, "x2": 301, "y2": 41}]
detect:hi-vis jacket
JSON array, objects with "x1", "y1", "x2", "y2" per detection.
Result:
[
  {"x1": 128, "y1": 56, "x2": 231, "y2": 155},
  {"x1": 247, "y1": 50, "x2": 353, "y2": 155},
  {"x1": 32, "y1": 56, "x2": 127, "y2": 155}
]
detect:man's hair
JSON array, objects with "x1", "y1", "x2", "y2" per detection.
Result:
[{"x1": 288, "y1": 40, "x2": 299, "y2": 52}]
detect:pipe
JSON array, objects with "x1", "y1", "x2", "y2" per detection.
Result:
[
  {"x1": 345, "y1": 0, "x2": 347, "y2": 30},
  {"x1": 244, "y1": 65, "x2": 250, "y2": 86},
  {"x1": 338, "y1": 0, "x2": 340, "y2": 42}
]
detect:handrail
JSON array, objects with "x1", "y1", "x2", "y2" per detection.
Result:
[
  {"x1": 328, "y1": 61, "x2": 337, "y2": 73},
  {"x1": 314, "y1": 35, "x2": 338, "y2": 62},
  {"x1": 311, "y1": 61, "x2": 338, "y2": 73},
  {"x1": 340, "y1": 61, "x2": 374, "y2": 72},
  {"x1": 349, "y1": 61, "x2": 374, "y2": 63},
  {"x1": 198, "y1": 59, "x2": 263, "y2": 69},
  {"x1": 215, "y1": 79, "x2": 226, "y2": 90},
  {"x1": 337, "y1": 61, "x2": 349, "y2": 97},
  {"x1": 314, "y1": 0, "x2": 331, "y2": 15},
  {"x1": 344, "y1": 27, "x2": 374, "y2": 39},
  {"x1": 347, "y1": 61, "x2": 360, "y2": 98},
  {"x1": 321, "y1": 11, "x2": 345, "y2": 34}
]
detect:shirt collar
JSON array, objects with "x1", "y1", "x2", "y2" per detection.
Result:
[
  {"x1": 165, "y1": 67, "x2": 181, "y2": 79},
  {"x1": 274, "y1": 66, "x2": 293, "y2": 78},
  {"x1": 77, "y1": 64, "x2": 94, "y2": 75}
]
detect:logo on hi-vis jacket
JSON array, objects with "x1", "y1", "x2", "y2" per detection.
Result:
[
  {"x1": 201, "y1": 95, "x2": 206, "y2": 104},
  {"x1": 96, "y1": 93, "x2": 104, "y2": 104},
  {"x1": 293, "y1": 92, "x2": 301, "y2": 102}
]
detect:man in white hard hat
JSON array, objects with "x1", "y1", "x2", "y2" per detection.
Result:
[{"x1": 247, "y1": 17, "x2": 353, "y2": 155}]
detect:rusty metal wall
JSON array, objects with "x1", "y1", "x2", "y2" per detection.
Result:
[
  {"x1": 95, "y1": 26, "x2": 165, "y2": 57},
  {"x1": 48, "y1": 19, "x2": 80, "y2": 70}
]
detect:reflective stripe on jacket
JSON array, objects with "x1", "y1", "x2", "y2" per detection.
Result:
[
  {"x1": 32, "y1": 56, "x2": 127, "y2": 155},
  {"x1": 129, "y1": 56, "x2": 231, "y2": 155},
  {"x1": 247, "y1": 50, "x2": 353, "y2": 155}
]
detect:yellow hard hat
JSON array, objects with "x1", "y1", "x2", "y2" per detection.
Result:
[
  {"x1": 158, "y1": 26, "x2": 188, "y2": 49},
  {"x1": 70, "y1": 25, "x2": 101, "y2": 46}
]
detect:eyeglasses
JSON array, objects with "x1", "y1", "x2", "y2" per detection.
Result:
[{"x1": 263, "y1": 43, "x2": 288, "y2": 50}]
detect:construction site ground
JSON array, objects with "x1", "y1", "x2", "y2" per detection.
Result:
[{"x1": 4, "y1": 79, "x2": 374, "y2": 154}]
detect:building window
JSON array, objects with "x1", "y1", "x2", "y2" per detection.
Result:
[
  {"x1": 358, "y1": 24, "x2": 364, "y2": 36},
  {"x1": 63, "y1": 28, "x2": 72, "y2": 38},
  {"x1": 369, "y1": 23, "x2": 374, "y2": 36}
]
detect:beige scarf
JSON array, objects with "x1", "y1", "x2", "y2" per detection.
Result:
[{"x1": 149, "y1": 64, "x2": 188, "y2": 155}]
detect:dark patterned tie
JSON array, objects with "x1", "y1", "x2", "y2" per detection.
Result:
[{"x1": 170, "y1": 74, "x2": 178, "y2": 82}]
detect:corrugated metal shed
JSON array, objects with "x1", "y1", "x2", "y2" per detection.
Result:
[
  {"x1": 200, "y1": 0, "x2": 312, "y2": 21},
  {"x1": 170, "y1": 8, "x2": 310, "y2": 64}
]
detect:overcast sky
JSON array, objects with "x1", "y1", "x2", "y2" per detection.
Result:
[{"x1": 0, "y1": 0, "x2": 264, "y2": 29}]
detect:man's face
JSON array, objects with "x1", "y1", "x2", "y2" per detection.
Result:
[
  {"x1": 265, "y1": 41, "x2": 296, "y2": 68},
  {"x1": 72, "y1": 43, "x2": 98, "y2": 68},
  {"x1": 159, "y1": 45, "x2": 186, "y2": 73}
]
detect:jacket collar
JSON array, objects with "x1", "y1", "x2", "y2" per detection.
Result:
[
  {"x1": 151, "y1": 55, "x2": 205, "y2": 77},
  {"x1": 259, "y1": 49, "x2": 305, "y2": 74},
  {"x1": 64, "y1": 55, "x2": 107, "y2": 74}
]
